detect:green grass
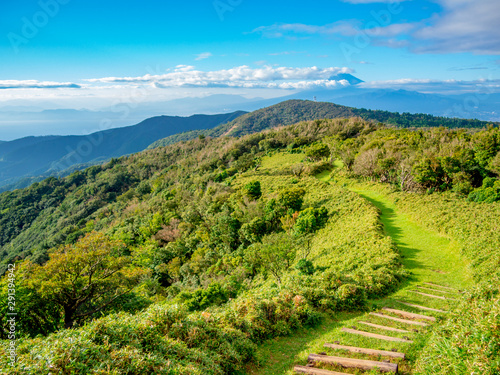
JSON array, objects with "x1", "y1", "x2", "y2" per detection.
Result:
[
  {"x1": 246, "y1": 171, "x2": 473, "y2": 375},
  {"x1": 345, "y1": 182, "x2": 473, "y2": 289},
  {"x1": 259, "y1": 152, "x2": 306, "y2": 170}
]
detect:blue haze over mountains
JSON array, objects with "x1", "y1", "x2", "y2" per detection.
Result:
[
  {"x1": 0, "y1": 72, "x2": 498, "y2": 191},
  {"x1": 1, "y1": 73, "x2": 498, "y2": 142}
]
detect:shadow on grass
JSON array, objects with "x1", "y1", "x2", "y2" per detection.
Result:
[{"x1": 355, "y1": 191, "x2": 426, "y2": 276}]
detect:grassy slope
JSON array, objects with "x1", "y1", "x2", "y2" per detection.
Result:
[{"x1": 246, "y1": 171, "x2": 472, "y2": 375}]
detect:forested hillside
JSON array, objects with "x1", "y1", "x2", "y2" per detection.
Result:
[
  {"x1": 0, "y1": 111, "x2": 245, "y2": 191},
  {"x1": 149, "y1": 99, "x2": 496, "y2": 149},
  {"x1": 0, "y1": 116, "x2": 499, "y2": 373}
]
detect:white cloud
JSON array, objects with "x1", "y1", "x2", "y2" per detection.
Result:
[
  {"x1": 252, "y1": 21, "x2": 361, "y2": 38},
  {"x1": 367, "y1": 23, "x2": 416, "y2": 37},
  {"x1": 268, "y1": 51, "x2": 306, "y2": 56},
  {"x1": 252, "y1": 21, "x2": 418, "y2": 52},
  {"x1": 175, "y1": 65, "x2": 196, "y2": 72},
  {"x1": 195, "y1": 52, "x2": 213, "y2": 61},
  {"x1": 412, "y1": 0, "x2": 500, "y2": 54},
  {"x1": 85, "y1": 65, "x2": 354, "y2": 89},
  {"x1": 0, "y1": 80, "x2": 81, "y2": 89},
  {"x1": 253, "y1": 0, "x2": 500, "y2": 55}
]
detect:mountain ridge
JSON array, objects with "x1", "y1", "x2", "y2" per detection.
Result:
[
  {"x1": 148, "y1": 99, "x2": 497, "y2": 149},
  {"x1": 0, "y1": 111, "x2": 246, "y2": 191}
]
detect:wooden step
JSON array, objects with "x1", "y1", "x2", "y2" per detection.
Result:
[
  {"x1": 370, "y1": 312, "x2": 428, "y2": 327},
  {"x1": 396, "y1": 301, "x2": 448, "y2": 313},
  {"x1": 308, "y1": 353, "x2": 398, "y2": 373},
  {"x1": 294, "y1": 365, "x2": 347, "y2": 375},
  {"x1": 410, "y1": 290, "x2": 456, "y2": 301},
  {"x1": 342, "y1": 327, "x2": 413, "y2": 343},
  {"x1": 358, "y1": 321, "x2": 410, "y2": 333},
  {"x1": 423, "y1": 282, "x2": 457, "y2": 291},
  {"x1": 382, "y1": 307, "x2": 436, "y2": 322},
  {"x1": 324, "y1": 343, "x2": 406, "y2": 359},
  {"x1": 417, "y1": 286, "x2": 457, "y2": 294}
]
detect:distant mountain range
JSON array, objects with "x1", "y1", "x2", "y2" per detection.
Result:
[
  {"x1": 0, "y1": 112, "x2": 244, "y2": 191},
  {"x1": 1, "y1": 99, "x2": 497, "y2": 192},
  {"x1": 0, "y1": 95, "x2": 255, "y2": 141}
]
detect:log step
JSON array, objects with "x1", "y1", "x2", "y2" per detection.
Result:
[
  {"x1": 324, "y1": 343, "x2": 406, "y2": 359},
  {"x1": 417, "y1": 286, "x2": 457, "y2": 294},
  {"x1": 308, "y1": 353, "x2": 398, "y2": 373},
  {"x1": 294, "y1": 365, "x2": 347, "y2": 375},
  {"x1": 342, "y1": 327, "x2": 413, "y2": 343},
  {"x1": 397, "y1": 301, "x2": 448, "y2": 313},
  {"x1": 358, "y1": 321, "x2": 410, "y2": 333},
  {"x1": 423, "y1": 282, "x2": 457, "y2": 291},
  {"x1": 382, "y1": 307, "x2": 436, "y2": 322},
  {"x1": 370, "y1": 312, "x2": 428, "y2": 327},
  {"x1": 410, "y1": 290, "x2": 456, "y2": 301}
]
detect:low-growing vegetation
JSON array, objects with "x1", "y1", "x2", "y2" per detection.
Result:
[
  {"x1": 0, "y1": 112, "x2": 499, "y2": 373},
  {"x1": 0, "y1": 118, "x2": 408, "y2": 373}
]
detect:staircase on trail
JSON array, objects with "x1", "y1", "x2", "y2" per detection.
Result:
[{"x1": 293, "y1": 282, "x2": 458, "y2": 374}]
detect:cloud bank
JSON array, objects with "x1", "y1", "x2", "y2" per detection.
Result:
[
  {"x1": 86, "y1": 65, "x2": 354, "y2": 89},
  {"x1": 0, "y1": 80, "x2": 81, "y2": 89},
  {"x1": 360, "y1": 77, "x2": 500, "y2": 94}
]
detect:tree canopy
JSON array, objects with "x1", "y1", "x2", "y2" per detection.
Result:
[{"x1": 23, "y1": 232, "x2": 148, "y2": 328}]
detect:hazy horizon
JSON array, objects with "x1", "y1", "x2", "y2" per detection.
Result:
[{"x1": 1, "y1": 0, "x2": 499, "y2": 140}]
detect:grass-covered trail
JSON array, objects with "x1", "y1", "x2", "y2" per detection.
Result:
[
  {"x1": 347, "y1": 182, "x2": 472, "y2": 290},
  {"x1": 246, "y1": 176, "x2": 472, "y2": 375}
]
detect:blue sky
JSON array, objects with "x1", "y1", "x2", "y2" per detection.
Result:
[{"x1": 0, "y1": 0, "x2": 499, "y2": 109}]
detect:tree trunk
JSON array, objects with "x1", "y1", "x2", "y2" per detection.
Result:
[{"x1": 64, "y1": 306, "x2": 75, "y2": 329}]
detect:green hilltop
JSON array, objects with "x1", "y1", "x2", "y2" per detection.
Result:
[{"x1": 148, "y1": 99, "x2": 496, "y2": 149}]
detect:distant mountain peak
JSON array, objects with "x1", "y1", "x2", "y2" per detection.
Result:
[{"x1": 329, "y1": 73, "x2": 364, "y2": 86}]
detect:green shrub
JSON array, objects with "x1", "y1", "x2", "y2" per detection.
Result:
[
  {"x1": 294, "y1": 206, "x2": 329, "y2": 235},
  {"x1": 468, "y1": 178, "x2": 500, "y2": 203},
  {"x1": 278, "y1": 187, "x2": 306, "y2": 211},
  {"x1": 295, "y1": 259, "x2": 315, "y2": 275},
  {"x1": 305, "y1": 143, "x2": 330, "y2": 161},
  {"x1": 243, "y1": 180, "x2": 262, "y2": 200},
  {"x1": 177, "y1": 283, "x2": 229, "y2": 311}
]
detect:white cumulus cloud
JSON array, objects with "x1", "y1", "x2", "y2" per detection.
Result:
[
  {"x1": 85, "y1": 65, "x2": 354, "y2": 90},
  {"x1": 413, "y1": 0, "x2": 500, "y2": 54}
]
